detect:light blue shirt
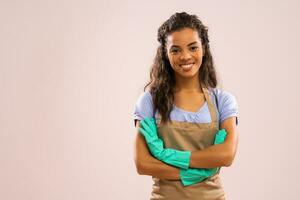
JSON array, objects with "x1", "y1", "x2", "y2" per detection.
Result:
[{"x1": 133, "y1": 88, "x2": 238, "y2": 125}]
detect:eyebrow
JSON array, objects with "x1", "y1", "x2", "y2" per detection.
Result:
[{"x1": 170, "y1": 41, "x2": 199, "y2": 48}]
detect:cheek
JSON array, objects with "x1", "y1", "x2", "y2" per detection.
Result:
[
  {"x1": 167, "y1": 55, "x2": 177, "y2": 66},
  {"x1": 195, "y1": 52, "x2": 203, "y2": 62}
]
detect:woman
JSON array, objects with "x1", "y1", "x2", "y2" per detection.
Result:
[{"x1": 133, "y1": 12, "x2": 239, "y2": 200}]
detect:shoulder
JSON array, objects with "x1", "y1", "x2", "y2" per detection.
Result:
[
  {"x1": 133, "y1": 90, "x2": 154, "y2": 121},
  {"x1": 210, "y1": 88, "x2": 238, "y2": 105},
  {"x1": 209, "y1": 87, "x2": 239, "y2": 124},
  {"x1": 135, "y1": 90, "x2": 153, "y2": 107}
]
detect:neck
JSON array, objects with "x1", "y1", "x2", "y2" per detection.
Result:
[{"x1": 174, "y1": 73, "x2": 203, "y2": 93}]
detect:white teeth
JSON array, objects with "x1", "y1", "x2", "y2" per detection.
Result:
[{"x1": 180, "y1": 63, "x2": 193, "y2": 69}]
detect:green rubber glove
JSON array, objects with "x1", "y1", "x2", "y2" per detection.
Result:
[
  {"x1": 179, "y1": 129, "x2": 227, "y2": 186},
  {"x1": 179, "y1": 168, "x2": 219, "y2": 186},
  {"x1": 139, "y1": 118, "x2": 164, "y2": 156},
  {"x1": 214, "y1": 129, "x2": 227, "y2": 145},
  {"x1": 139, "y1": 117, "x2": 191, "y2": 169}
]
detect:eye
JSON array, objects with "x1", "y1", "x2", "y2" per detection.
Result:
[
  {"x1": 190, "y1": 46, "x2": 199, "y2": 52},
  {"x1": 170, "y1": 48, "x2": 180, "y2": 54}
]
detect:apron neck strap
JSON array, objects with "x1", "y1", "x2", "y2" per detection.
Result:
[{"x1": 202, "y1": 87, "x2": 218, "y2": 125}]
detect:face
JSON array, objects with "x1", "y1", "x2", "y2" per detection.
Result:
[{"x1": 166, "y1": 28, "x2": 204, "y2": 79}]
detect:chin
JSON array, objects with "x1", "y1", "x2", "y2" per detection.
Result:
[{"x1": 178, "y1": 71, "x2": 199, "y2": 78}]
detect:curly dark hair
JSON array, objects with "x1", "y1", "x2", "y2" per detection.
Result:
[{"x1": 144, "y1": 12, "x2": 218, "y2": 124}]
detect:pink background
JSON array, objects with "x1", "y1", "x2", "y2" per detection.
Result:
[{"x1": 1, "y1": 0, "x2": 299, "y2": 199}]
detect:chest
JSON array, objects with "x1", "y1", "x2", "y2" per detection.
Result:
[{"x1": 174, "y1": 92, "x2": 205, "y2": 112}]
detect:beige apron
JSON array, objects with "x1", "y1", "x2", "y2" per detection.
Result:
[{"x1": 151, "y1": 87, "x2": 226, "y2": 200}]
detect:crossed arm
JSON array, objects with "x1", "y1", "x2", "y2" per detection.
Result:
[
  {"x1": 134, "y1": 130, "x2": 181, "y2": 180},
  {"x1": 134, "y1": 116, "x2": 239, "y2": 180}
]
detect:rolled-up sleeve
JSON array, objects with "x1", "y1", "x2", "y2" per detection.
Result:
[
  {"x1": 218, "y1": 91, "x2": 239, "y2": 125},
  {"x1": 133, "y1": 91, "x2": 154, "y2": 124}
]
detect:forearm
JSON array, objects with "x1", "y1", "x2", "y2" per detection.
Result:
[
  {"x1": 189, "y1": 143, "x2": 234, "y2": 168},
  {"x1": 137, "y1": 156, "x2": 180, "y2": 180},
  {"x1": 135, "y1": 125, "x2": 180, "y2": 180}
]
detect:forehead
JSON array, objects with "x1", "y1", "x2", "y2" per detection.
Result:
[{"x1": 166, "y1": 28, "x2": 201, "y2": 47}]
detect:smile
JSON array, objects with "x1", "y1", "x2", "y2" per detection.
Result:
[{"x1": 179, "y1": 63, "x2": 194, "y2": 70}]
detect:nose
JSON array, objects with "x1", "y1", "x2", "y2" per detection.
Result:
[{"x1": 179, "y1": 50, "x2": 192, "y2": 60}]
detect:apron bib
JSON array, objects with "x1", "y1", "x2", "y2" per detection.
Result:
[{"x1": 151, "y1": 87, "x2": 226, "y2": 200}]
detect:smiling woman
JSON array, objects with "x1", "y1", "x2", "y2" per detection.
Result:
[
  {"x1": 133, "y1": 12, "x2": 238, "y2": 200},
  {"x1": 166, "y1": 28, "x2": 204, "y2": 77}
]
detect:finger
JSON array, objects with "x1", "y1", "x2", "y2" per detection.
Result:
[
  {"x1": 139, "y1": 127, "x2": 151, "y2": 139},
  {"x1": 140, "y1": 119, "x2": 151, "y2": 131},
  {"x1": 139, "y1": 127, "x2": 157, "y2": 144},
  {"x1": 144, "y1": 118, "x2": 156, "y2": 133},
  {"x1": 141, "y1": 118, "x2": 152, "y2": 128},
  {"x1": 143, "y1": 118, "x2": 152, "y2": 127},
  {"x1": 140, "y1": 120, "x2": 155, "y2": 136},
  {"x1": 150, "y1": 118, "x2": 157, "y2": 125},
  {"x1": 149, "y1": 118, "x2": 158, "y2": 129}
]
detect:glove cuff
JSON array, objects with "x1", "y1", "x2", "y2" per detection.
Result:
[
  {"x1": 179, "y1": 168, "x2": 220, "y2": 186},
  {"x1": 179, "y1": 169, "x2": 204, "y2": 186}
]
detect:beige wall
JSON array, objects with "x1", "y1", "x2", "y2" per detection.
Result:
[{"x1": 1, "y1": 0, "x2": 300, "y2": 199}]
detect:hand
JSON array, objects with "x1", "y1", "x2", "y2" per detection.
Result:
[
  {"x1": 214, "y1": 129, "x2": 227, "y2": 144},
  {"x1": 139, "y1": 118, "x2": 164, "y2": 157}
]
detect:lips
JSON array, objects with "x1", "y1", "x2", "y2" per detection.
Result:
[{"x1": 179, "y1": 63, "x2": 194, "y2": 71}]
